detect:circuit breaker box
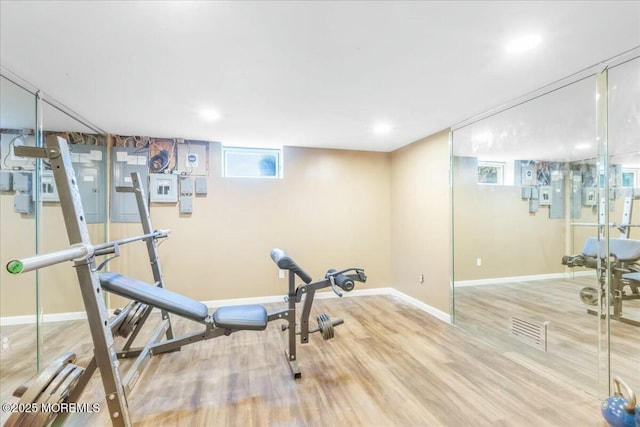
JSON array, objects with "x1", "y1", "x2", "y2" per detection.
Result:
[
  {"x1": 150, "y1": 174, "x2": 178, "y2": 203},
  {"x1": 110, "y1": 146, "x2": 149, "y2": 223}
]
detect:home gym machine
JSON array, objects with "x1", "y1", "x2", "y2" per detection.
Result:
[
  {"x1": 4, "y1": 135, "x2": 367, "y2": 427},
  {"x1": 562, "y1": 196, "x2": 640, "y2": 327}
]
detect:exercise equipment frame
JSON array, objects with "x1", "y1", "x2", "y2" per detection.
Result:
[{"x1": 6, "y1": 135, "x2": 366, "y2": 427}]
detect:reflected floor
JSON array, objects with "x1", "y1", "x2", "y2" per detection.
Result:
[{"x1": 455, "y1": 275, "x2": 640, "y2": 396}]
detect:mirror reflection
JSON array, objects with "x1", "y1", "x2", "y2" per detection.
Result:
[
  {"x1": 452, "y1": 61, "x2": 639, "y2": 397},
  {"x1": 0, "y1": 75, "x2": 108, "y2": 413}
]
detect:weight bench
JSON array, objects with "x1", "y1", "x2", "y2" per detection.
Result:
[
  {"x1": 563, "y1": 237, "x2": 640, "y2": 326},
  {"x1": 100, "y1": 272, "x2": 269, "y2": 331},
  {"x1": 97, "y1": 247, "x2": 366, "y2": 376}
]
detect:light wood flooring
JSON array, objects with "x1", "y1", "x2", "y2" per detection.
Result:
[
  {"x1": 0, "y1": 294, "x2": 616, "y2": 426},
  {"x1": 455, "y1": 275, "x2": 640, "y2": 396}
]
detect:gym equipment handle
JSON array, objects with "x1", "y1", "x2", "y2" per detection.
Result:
[
  {"x1": 7, "y1": 229, "x2": 170, "y2": 275},
  {"x1": 270, "y1": 248, "x2": 312, "y2": 284},
  {"x1": 7, "y1": 244, "x2": 93, "y2": 275},
  {"x1": 614, "y1": 376, "x2": 637, "y2": 413},
  {"x1": 325, "y1": 269, "x2": 356, "y2": 297}
]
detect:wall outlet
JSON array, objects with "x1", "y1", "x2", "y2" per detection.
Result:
[
  {"x1": 476, "y1": 258, "x2": 482, "y2": 267},
  {"x1": 419, "y1": 274, "x2": 424, "y2": 284},
  {"x1": 279, "y1": 269, "x2": 286, "y2": 279}
]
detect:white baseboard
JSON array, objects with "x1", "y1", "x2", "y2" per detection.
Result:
[
  {"x1": 455, "y1": 270, "x2": 594, "y2": 287},
  {"x1": 387, "y1": 289, "x2": 451, "y2": 324},
  {"x1": 1, "y1": 287, "x2": 450, "y2": 326},
  {"x1": 0, "y1": 311, "x2": 87, "y2": 327}
]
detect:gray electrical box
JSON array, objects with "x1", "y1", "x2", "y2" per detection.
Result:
[
  {"x1": 530, "y1": 187, "x2": 539, "y2": 200},
  {"x1": 111, "y1": 146, "x2": 149, "y2": 223},
  {"x1": 13, "y1": 171, "x2": 32, "y2": 193},
  {"x1": 180, "y1": 176, "x2": 193, "y2": 195},
  {"x1": 549, "y1": 169, "x2": 565, "y2": 219},
  {"x1": 539, "y1": 186, "x2": 552, "y2": 206},
  {"x1": 34, "y1": 170, "x2": 60, "y2": 202},
  {"x1": 180, "y1": 196, "x2": 193, "y2": 214},
  {"x1": 521, "y1": 186, "x2": 532, "y2": 200},
  {"x1": 14, "y1": 193, "x2": 33, "y2": 214},
  {"x1": 583, "y1": 187, "x2": 597, "y2": 206},
  {"x1": 150, "y1": 173, "x2": 178, "y2": 203},
  {"x1": 0, "y1": 171, "x2": 12, "y2": 191},
  {"x1": 529, "y1": 198, "x2": 540, "y2": 213},
  {"x1": 194, "y1": 176, "x2": 207, "y2": 195},
  {"x1": 72, "y1": 145, "x2": 106, "y2": 223}
]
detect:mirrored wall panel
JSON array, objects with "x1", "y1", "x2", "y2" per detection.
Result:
[
  {"x1": 452, "y1": 75, "x2": 603, "y2": 395},
  {"x1": 0, "y1": 75, "x2": 39, "y2": 409},
  {"x1": 0, "y1": 73, "x2": 108, "y2": 421},
  {"x1": 606, "y1": 56, "x2": 640, "y2": 395},
  {"x1": 452, "y1": 53, "x2": 640, "y2": 398}
]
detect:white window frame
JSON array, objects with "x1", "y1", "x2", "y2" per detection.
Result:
[
  {"x1": 621, "y1": 168, "x2": 639, "y2": 188},
  {"x1": 477, "y1": 161, "x2": 505, "y2": 185},
  {"x1": 222, "y1": 146, "x2": 282, "y2": 179}
]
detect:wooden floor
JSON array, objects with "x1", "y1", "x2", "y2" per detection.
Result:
[
  {"x1": 1, "y1": 294, "x2": 610, "y2": 426},
  {"x1": 455, "y1": 275, "x2": 640, "y2": 396}
]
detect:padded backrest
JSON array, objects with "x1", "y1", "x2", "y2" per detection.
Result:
[
  {"x1": 270, "y1": 248, "x2": 312, "y2": 284},
  {"x1": 582, "y1": 237, "x2": 599, "y2": 257},
  {"x1": 581, "y1": 237, "x2": 640, "y2": 262},
  {"x1": 609, "y1": 238, "x2": 640, "y2": 262},
  {"x1": 100, "y1": 272, "x2": 209, "y2": 322}
]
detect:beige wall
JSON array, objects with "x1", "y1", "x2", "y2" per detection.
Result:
[
  {"x1": 0, "y1": 197, "x2": 37, "y2": 317},
  {"x1": 451, "y1": 159, "x2": 640, "y2": 281},
  {"x1": 452, "y1": 156, "x2": 567, "y2": 281},
  {"x1": 108, "y1": 144, "x2": 392, "y2": 306},
  {"x1": 0, "y1": 197, "x2": 107, "y2": 317},
  {"x1": 390, "y1": 130, "x2": 451, "y2": 314}
]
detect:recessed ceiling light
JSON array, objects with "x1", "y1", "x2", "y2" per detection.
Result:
[
  {"x1": 506, "y1": 34, "x2": 541, "y2": 54},
  {"x1": 373, "y1": 123, "x2": 392, "y2": 134},
  {"x1": 199, "y1": 109, "x2": 221, "y2": 121},
  {"x1": 575, "y1": 143, "x2": 591, "y2": 150}
]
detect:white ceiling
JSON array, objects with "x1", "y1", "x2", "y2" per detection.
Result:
[{"x1": 1, "y1": 1, "x2": 639, "y2": 152}]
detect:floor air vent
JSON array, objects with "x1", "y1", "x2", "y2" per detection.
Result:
[{"x1": 511, "y1": 316, "x2": 550, "y2": 352}]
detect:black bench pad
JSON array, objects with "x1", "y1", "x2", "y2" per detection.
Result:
[
  {"x1": 100, "y1": 272, "x2": 209, "y2": 322},
  {"x1": 213, "y1": 305, "x2": 268, "y2": 331}
]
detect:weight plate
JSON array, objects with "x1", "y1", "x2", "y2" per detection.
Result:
[{"x1": 4, "y1": 352, "x2": 76, "y2": 427}]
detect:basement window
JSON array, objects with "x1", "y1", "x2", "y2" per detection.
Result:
[
  {"x1": 622, "y1": 169, "x2": 639, "y2": 188},
  {"x1": 477, "y1": 161, "x2": 505, "y2": 185},
  {"x1": 222, "y1": 146, "x2": 282, "y2": 178}
]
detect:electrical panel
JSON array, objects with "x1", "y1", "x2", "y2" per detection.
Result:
[
  {"x1": 179, "y1": 196, "x2": 193, "y2": 214},
  {"x1": 71, "y1": 145, "x2": 106, "y2": 223},
  {"x1": 582, "y1": 188, "x2": 597, "y2": 206},
  {"x1": 539, "y1": 186, "x2": 552, "y2": 206},
  {"x1": 13, "y1": 171, "x2": 32, "y2": 193},
  {"x1": 0, "y1": 171, "x2": 12, "y2": 191},
  {"x1": 521, "y1": 166, "x2": 536, "y2": 186},
  {"x1": 177, "y1": 141, "x2": 208, "y2": 175},
  {"x1": 570, "y1": 172, "x2": 582, "y2": 219},
  {"x1": 150, "y1": 173, "x2": 178, "y2": 203},
  {"x1": 35, "y1": 170, "x2": 60, "y2": 202},
  {"x1": 529, "y1": 198, "x2": 539, "y2": 213},
  {"x1": 14, "y1": 193, "x2": 33, "y2": 214},
  {"x1": 549, "y1": 169, "x2": 565, "y2": 219},
  {"x1": 111, "y1": 146, "x2": 149, "y2": 223},
  {"x1": 194, "y1": 177, "x2": 207, "y2": 195},
  {"x1": 180, "y1": 176, "x2": 193, "y2": 195}
]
